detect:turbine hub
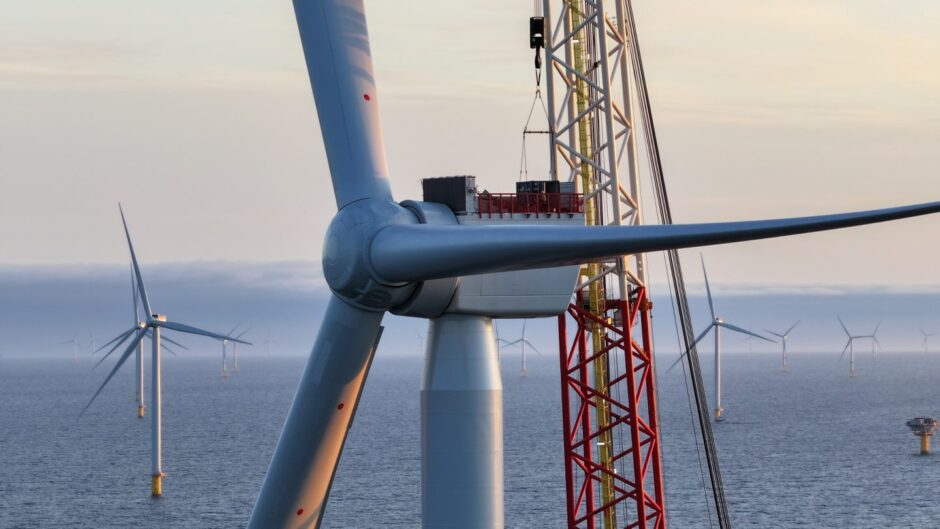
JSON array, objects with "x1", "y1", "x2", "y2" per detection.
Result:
[{"x1": 323, "y1": 199, "x2": 420, "y2": 311}]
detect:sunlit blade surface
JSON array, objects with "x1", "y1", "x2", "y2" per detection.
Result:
[
  {"x1": 294, "y1": 0, "x2": 392, "y2": 208},
  {"x1": 248, "y1": 296, "x2": 384, "y2": 529},
  {"x1": 371, "y1": 202, "x2": 940, "y2": 283},
  {"x1": 81, "y1": 330, "x2": 147, "y2": 416},
  {"x1": 94, "y1": 327, "x2": 138, "y2": 368},
  {"x1": 160, "y1": 321, "x2": 251, "y2": 345},
  {"x1": 119, "y1": 205, "x2": 153, "y2": 318},
  {"x1": 700, "y1": 254, "x2": 716, "y2": 319},
  {"x1": 719, "y1": 322, "x2": 774, "y2": 342}
]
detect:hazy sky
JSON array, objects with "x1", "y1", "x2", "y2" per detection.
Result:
[{"x1": 3, "y1": 1, "x2": 940, "y2": 286}]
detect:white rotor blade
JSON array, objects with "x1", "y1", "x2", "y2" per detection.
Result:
[
  {"x1": 248, "y1": 296, "x2": 384, "y2": 528},
  {"x1": 522, "y1": 339, "x2": 543, "y2": 355},
  {"x1": 81, "y1": 330, "x2": 147, "y2": 416},
  {"x1": 370, "y1": 201, "x2": 940, "y2": 283},
  {"x1": 719, "y1": 322, "x2": 774, "y2": 343},
  {"x1": 837, "y1": 316, "x2": 851, "y2": 338},
  {"x1": 785, "y1": 320, "x2": 801, "y2": 336},
  {"x1": 666, "y1": 324, "x2": 715, "y2": 374},
  {"x1": 94, "y1": 327, "x2": 139, "y2": 368},
  {"x1": 119, "y1": 204, "x2": 152, "y2": 318},
  {"x1": 764, "y1": 330, "x2": 785, "y2": 339},
  {"x1": 294, "y1": 0, "x2": 392, "y2": 209},
  {"x1": 160, "y1": 321, "x2": 251, "y2": 345},
  {"x1": 700, "y1": 254, "x2": 716, "y2": 319},
  {"x1": 96, "y1": 327, "x2": 136, "y2": 354},
  {"x1": 838, "y1": 340, "x2": 851, "y2": 362}
]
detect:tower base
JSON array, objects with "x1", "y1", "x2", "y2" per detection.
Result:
[
  {"x1": 138, "y1": 405, "x2": 145, "y2": 419},
  {"x1": 151, "y1": 473, "x2": 164, "y2": 497}
]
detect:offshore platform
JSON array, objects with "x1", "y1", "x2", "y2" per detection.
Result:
[{"x1": 906, "y1": 417, "x2": 938, "y2": 455}]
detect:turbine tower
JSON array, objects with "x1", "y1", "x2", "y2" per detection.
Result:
[
  {"x1": 766, "y1": 321, "x2": 800, "y2": 371},
  {"x1": 83, "y1": 206, "x2": 249, "y2": 497},
  {"x1": 668, "y1": 256, "x2": 773, "y2": 421},
  {"x1": 921, "y1": 328, "x2": 937, "y2": 353},
  {"x1": 865, "y1": 322, "x2": 883, "y2": 360},
  {"x1": 244, "y1": 3, "x2": 940, "y2": 528}
]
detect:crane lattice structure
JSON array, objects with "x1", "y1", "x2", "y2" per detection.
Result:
[{"x1": 542, "y1": 0, "x2": 665, "y2": 527}]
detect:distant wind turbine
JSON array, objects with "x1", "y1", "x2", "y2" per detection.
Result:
[
  {"x1": 921, "y1": 328, "x2": 937, "y2": 354},
  {"x1": 494, "y1": 321, "x2": 512, "y2": 360},
  {"x1": 82, "y1": 205, "x2": 249, "y2": 497},
  {"x1": 263, "y1": 332, "x2": 277, "y2": 358},
  {"x1": 231, "y1": 328, "x2": 250, "y2": 373},
  {"x1": 765, "y1": 321, "x2": 800, "y2": 371},
  {"x1": 220, "y1": 325, "x2": 240, "y2": 378},
  {"x1": 63, "y1": 332, "x2": 81, "y2": 362},
  {"x1": 838, "y1": 316, "x2": 876, "y2": 377},
  {"x1": 668, "y1": 255, "x2": 773, "y2": 421},
  {"x1": 502, "y1": 321, "x2": 542, "y2": 377}
]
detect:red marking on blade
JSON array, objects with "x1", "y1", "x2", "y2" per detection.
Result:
[
  {"x1": 296, "y1": 508, "x2": 304, "y2": 516},
  {"x1": 363, "y1": 94, "x2": 371, "y2": 101},
  {"x1": 337, "y1": 403, "x2": 345, "y2": 410}
]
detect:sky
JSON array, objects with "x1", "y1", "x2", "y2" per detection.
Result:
[
  {"x1": 3, "y1": 1, "x2": 940, "y2": 286},
  {"x1": 3, "y1": 263, "x2": 940, "y2": 359}
]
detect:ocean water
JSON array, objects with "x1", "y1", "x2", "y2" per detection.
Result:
[{"x1": 2, "y1": 351, "x2": 940, "y2": 528}]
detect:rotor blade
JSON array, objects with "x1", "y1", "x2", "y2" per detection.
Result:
[
  {"x1": 160, "y1": 321, "x2": 252, "y2": 345},
  {"x1": 236, "y1": 328, "x2": 252, "y2": 341},
  {"x1": 838, "y1": 340, "x2": 851, "y2": 362},
  {"x1": 872, "y1": 321, "x2": 882, "y2": 337},
  {"x1": 81, "y1": 330, "x2": 147, "y2": 416},
  {"x1": 764, "y1": 330, "x2": 785, "y2": 339},
  {"x1": 96, "y1": 328, "x2": 135, "y2": 353},
  {"x1": 666, "y1": 324, "x2": 714, "y2": 374},
  {"x1": 248, "y1": 296, "x2": 384, "y2": 528},
  {"x1": 522, "y1": 339, "x2": 542, "y2": 355},
  {"x1": 837, "y1": 316, "x2": 851, "y2": 338},
  {"x1": 94, "y1": 327, "x2": 139, "y2": 368},
  {"x1": 720, "y1": 322, "x2": 775, "y2": 343},
  {"x1": 293, "y1": 0, "x2": 393, "y2": 209},
  {"x1": 159, "y1": 334, "x2": 189, "y2": 351},
  {"x1": 786, "y1": 320, "x2": 801, "y2": 336},
  {"x1": 119, "y1": 204, "x2": 152, "y2": 318},
  {"x1": 370, "y1": 201, "x2": 940, "y2": 283},
  {"x1": 700, "y1": 254, "x2": 716, "y2": 320},
  {"x1": 874, "y1": 337, "x2": 884, "y2": 351},
  {"x1": 161, "y1": 343, "x2": 178, "y2": 356}
]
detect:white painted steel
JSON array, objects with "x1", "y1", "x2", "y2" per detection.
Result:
[
  {"x1": 151, "y1": 325, "x2": 162, "y2": 482},
  {"x1": 422, "y1": 315, "x2": 503, "y2": 529}
]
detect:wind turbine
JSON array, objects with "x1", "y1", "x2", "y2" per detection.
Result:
[
  {"x1": 838, "y1": 316, "x2": 869, "y2": 377},
  {"x1": 246, "y1": 2, "x2": 940, "y2": 527},
  {"x1": 502, "y1": 321, "x2": 542, "y2": 377},
  {"x1": 82, "y1": 206, "x2": 249, "y2": 497},
  {"x1": 63, "y1": 332, "x2": 81, "y2": 362},
  {"x1": 864, "y1": 322, "x2": 883, "y2": 360},
  {"x1": 668, "y1": 256, "x2": 773, "y2": 421},
  {"x1": 765, "y1": 321, "x2": 800, "y2": 371},
  {"x1": 87, "y1": 334, "x2": 98, "y2": 362},
  {"x1": 219, "y1": 324, "x2": 239, "y2": 377},
  {"x1": 231, "y1": 328, "x2": 250, "y2": 373},
  {"x1": 493, "y1": 321, "x2": 512, "y2": 359},
  {"x1": 921, "y1": 328, "x2": 937, "y2": 354},
  {"x1": 263, "y1": 331, "x2": 276, "y2": 358}
]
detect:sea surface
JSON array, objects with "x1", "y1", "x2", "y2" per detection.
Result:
[{"x1": 2, "y1": 351, "x2": 940, "y2": 528}]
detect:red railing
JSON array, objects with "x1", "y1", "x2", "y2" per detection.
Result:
[{"x1": 477, "y1": 192, "x2": 583, "y2": 218}]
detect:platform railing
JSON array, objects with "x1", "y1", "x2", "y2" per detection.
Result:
[{"x1": 477, "y1": 192, "x2": 583, "y2": 218}]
